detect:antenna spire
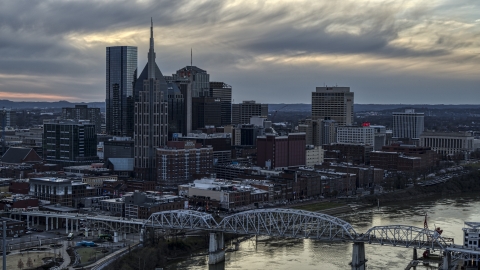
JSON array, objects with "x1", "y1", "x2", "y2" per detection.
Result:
[
  {"x1": 191, "y1": 48, "x2": 192, "y2": 68},
  {"x1": 147, "y1": 18, "x2": 156, "y2": 79}
]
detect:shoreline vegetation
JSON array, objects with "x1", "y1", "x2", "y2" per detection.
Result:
[{"x1": 106, "y1": 169, "x2": 480, "y2": 270}]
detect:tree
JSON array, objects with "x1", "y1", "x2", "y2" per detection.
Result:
[
  {"x1": 26, "y1": 257, "x2": 33, "y2": 268},
  {"x1": 17, "y1": 259, "x2": 24, "y2": 270}
]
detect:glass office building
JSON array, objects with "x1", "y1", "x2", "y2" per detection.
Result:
[{"x1": 106, "y1": 46, "x2": 137, "y2": 137}]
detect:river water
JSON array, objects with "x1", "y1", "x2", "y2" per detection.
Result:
[{"x1": 169, "y1": 194, "x2": 480, "y2": 270}]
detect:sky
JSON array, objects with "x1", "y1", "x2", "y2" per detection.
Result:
[{"x1": 0, "y1": 0, "x2": 479, "y2": 104}]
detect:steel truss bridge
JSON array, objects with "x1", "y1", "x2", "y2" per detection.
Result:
[
  {"x1": 7, "y1": 208, "x2": 480, "y2": 268},
  {"x1": 144, "y1": 208, "x2": 480, "y2": 267}
]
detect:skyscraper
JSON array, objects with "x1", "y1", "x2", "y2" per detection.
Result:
[
  {"x1": 311, "y1": 86, "x2": 354, "y2": 126},
  {"x1": 134, "y1": 19, "x2": 168, "y2": 181},
  {"x1": 210, "y1": 82, "x2": 232, "y2": 126},
  {"x1": 106, "y1": 46, "x2": 137, "y2": 137},
  {"x1": 167, "y1": 82, "x2": 186, "y2": 139}
]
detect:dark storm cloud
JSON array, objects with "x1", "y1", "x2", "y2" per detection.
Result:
[{"x1": 0, "y1": 0, "x2": 478, "y2": 102}]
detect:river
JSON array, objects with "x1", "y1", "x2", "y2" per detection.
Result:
[{"x1": 168, "y1": 194, "x2": 480, "y2": 270}]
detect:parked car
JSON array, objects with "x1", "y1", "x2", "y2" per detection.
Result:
[{"x1": 25, "y1": 231, "x2": 32, "y2": 234}]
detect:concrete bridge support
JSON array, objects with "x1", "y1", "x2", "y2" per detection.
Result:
[
  {"x1": 442, "y1": 252, "x2": 452, "y2": 270},
  {"x1": 351, "y1": 242, "x2": 367, "y2": 270},
  {"x1": 208, "y1": 232, "x2": 225, "y2": 265}
]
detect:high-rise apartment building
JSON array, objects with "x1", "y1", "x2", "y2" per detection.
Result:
[
  {"x1": 62, "y1": 105, "x2": 102, "y2": 134},
  {"x1": 209, "y1": 82, "x2": 232, "y2": 126},
  {"x1": 392, "y1": 109, "x2": 424, "y2": 140},
  {"x1": 43, "y1": 120, "x2": 98, "y2": 166},
  {"x1": 106, "y1": 46, "x2": 137, "y2": 137},
  {"x1": 312, "y1": 86, "x2": 354, "y2": 126},
  {"x1": 157, "y1": 141, "x2": 213, "y2": 190},
  {"x1": 134, "y1": 19, "x2": 168, "y2": 181},
  {"x1": 232, "y1": 101, "x2": 268, "y2": 125}
]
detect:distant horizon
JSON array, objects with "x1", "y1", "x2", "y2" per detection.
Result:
[{"x1": 1, "y1": 99, "x2": 479, "y2": 106}]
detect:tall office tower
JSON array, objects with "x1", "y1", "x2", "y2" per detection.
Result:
[
  {"x1": 209, "y1": 82, "x2": 232, "y2": 126},
  {"x1": 62, "y1": 105, "x2": 102, "y2": 134},
  {"x1": 312, "y1": 86, "x2": 354, "y2": 126},
  {"x1": 232, "y1": 101, "x2": 268, "y2": 125},
  {"x1": 174, "y1": 66, "x2": 210, "y2": 97},
  {"x1": 106, "y1": 46, "x2": 137, "y2": 137},
  {"x1": 134, "y1": 19, "x2": 169, "y2": 182},
  {"x1": 392, "y1": 109, "x2": 424, "y2": 140},
  {"x1": 167, "y1": 82, "x2": 186, "y2": 139},
  {"x1": 191, "y1": 97, "x2": 222, "y2": 130}
]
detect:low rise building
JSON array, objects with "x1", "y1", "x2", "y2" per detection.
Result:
[
  {"x1": 306, "y1": 145, "x2": 324, "y2": 166},
  {"x1": 82, "y1": 175, "x2": 118, "y2": 188},
  {"x1": 124, "y1": 191, "x2": 185, "y2": 219},
  {"x1": 420, "y1": 131, "x2": 475, "y2": 158},
  {"x1": 0, "y1": 217, "x2": 25, "y2": 236},
  {"x1": 179, "y1": 178, "x2": 269, "y2": 210},
  {"x1": 29, "y1": 177, "x2": 99, "y2": 207},
  {"x1": 0, "y1": 195, "x2": 39, "y2": 210},
  {"x1": 99, "y1": 197, "x2": 125, "y2": 217}
]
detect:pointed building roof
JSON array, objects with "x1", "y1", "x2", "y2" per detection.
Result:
[
  {"x1": 134, "y1": 19, "x2": 168, "y2": 101},
  {"x1": 1, "y1": 147, "x2": 42, "y2": 164}
]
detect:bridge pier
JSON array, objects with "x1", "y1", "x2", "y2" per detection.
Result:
[
  {"x1": 442, "y1": 252, "x2": 451, "y2": 270},
  {"x1": 114, "y1": 231, "x2": 118, "y2": 243},
  {"x1": 351, "y1": 242, "x2": 367, "y2": 270},
  {"x1": 208, "y1": 232, "x2": 225, "y2": 265}
]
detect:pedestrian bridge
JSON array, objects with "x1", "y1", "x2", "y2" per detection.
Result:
[
  {"x1": 145, "y1": 208, "x2": 474, "y2": 269},
  {"x1": 145, "y1": 208, "x2": 445, "y2": 247},
  {"x1": 8, "y1": 208, "x2": 476, "y2": 269}
]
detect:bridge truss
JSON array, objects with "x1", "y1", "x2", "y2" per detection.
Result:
[
  {"x1": 360, "y1": 225, "x2": 450, "y2": 249},
  {"x1": 145, "y1": 210, "x2": 217, "y2": 230},
  {"x1": 217, "y1": 208, "x2": 357, "y2": 240}
]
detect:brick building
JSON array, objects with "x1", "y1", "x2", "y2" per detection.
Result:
[
  {"x1": 370, "y1": 144, "x2": 438, "y2": 171},
  {"x1": 323, "y1": 143, "x2": 373, "y2": 165},
  {"x1": 257, "y1": 133, "x2": 306, "y2": 169},
  {"x1": 157, "y1": 141, "x2": 213, "y2": 190}
]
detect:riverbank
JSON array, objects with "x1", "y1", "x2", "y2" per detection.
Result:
[{"x1": 361, "y1": 169, "x2": 480, "y2": 205}]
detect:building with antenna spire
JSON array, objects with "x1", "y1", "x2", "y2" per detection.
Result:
[{"x1": 133, "y1": 19, "x2": 168, "y2": 182}]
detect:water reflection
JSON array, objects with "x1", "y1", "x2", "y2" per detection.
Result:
[{"x1": 170, "y1": 194, "x2": 480, "y2": 270}]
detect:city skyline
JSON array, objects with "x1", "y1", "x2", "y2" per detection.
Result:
[{"x1": 0, "y1": 0, "x2": 479, "y2": 104}]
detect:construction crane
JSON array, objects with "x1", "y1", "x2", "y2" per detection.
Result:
[{"x1": 270, "y1": 104, "x2": 289, "y2": 122}]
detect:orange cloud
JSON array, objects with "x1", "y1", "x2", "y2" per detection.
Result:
[{"x1": 0, "y1": 91, "x2": 79, "y2": 102}]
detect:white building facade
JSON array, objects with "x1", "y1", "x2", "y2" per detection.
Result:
[
  {"x1": 336, "y1": 126, "x2": 374, "y2": 145},
  {"x1": 392, "y1": 109, "x2": 424, "y2": 140},
  {"x1": 420, "y1": 131, "x2": 474, "y2": 157}
]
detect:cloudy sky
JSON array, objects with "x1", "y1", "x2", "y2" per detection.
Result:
[{"x1": 0, "y1": 0, "x2": 479, "y2": 104}]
